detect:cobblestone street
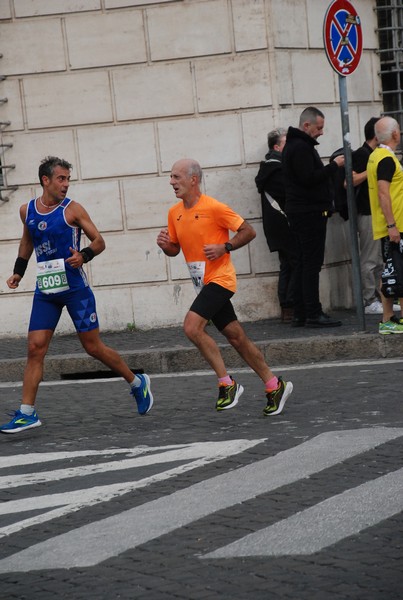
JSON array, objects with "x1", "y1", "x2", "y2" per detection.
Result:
[{"x1": 1, "y1": 354, "x2": 402, "y2": 599}]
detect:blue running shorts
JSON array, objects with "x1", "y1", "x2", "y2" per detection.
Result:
[{"x1": 28, "y1": 286, "x2": 99, "y2": 332}]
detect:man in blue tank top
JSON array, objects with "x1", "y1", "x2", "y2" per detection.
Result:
[{"x1": 1, "y1": 156, "x2": 154, "y2": 434}]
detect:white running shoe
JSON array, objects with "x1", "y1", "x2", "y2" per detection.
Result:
[{"x1": 364, "y1": 300, "x2": 383, "y2": 314}]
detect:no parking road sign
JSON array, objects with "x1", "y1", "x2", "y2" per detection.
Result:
[
  {"x1": 323, "y1": 1, "x2": 365, "y2": 330},
  {"x1": 324, "y1": 0, "x2": 362, "y2": 76}
]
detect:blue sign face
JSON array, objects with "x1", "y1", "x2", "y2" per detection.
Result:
[
  {"x1": 323, "y1": 0, "x2": 362, "y2": 76},
  {"x1": 330, "y1": 10, "x2": 358, "y2": 58},
  {"x1": 330, "y1": 11, "x2": 359, "y2": 64}
]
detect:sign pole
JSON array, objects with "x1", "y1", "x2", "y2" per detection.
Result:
[
  {"x1": 323, "y1": 0, "x2": 366, "y2": 331},
  {"x1": 339, "y1": 76, "x2": 365, "y2": 331}
]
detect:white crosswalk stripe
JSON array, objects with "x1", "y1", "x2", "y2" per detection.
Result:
[{"x1": 0, "y1": 427, "x2": 401, "y2": 572}]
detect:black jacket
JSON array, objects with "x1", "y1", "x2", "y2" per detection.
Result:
[
  {"x1": 282, "y1": 126, "x2": 338, "y2": 214},
  {"x1": 352, "y1": 142, "x2": 373, "y2": 215},
  {"x1": 255, "y1": 150, "x2": 293, "y2": 253}
]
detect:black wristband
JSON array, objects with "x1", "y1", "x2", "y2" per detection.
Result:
[
  {"x1": 13, "y1": 257, "x2": 28, "y2": 278},
  {"x1": 80, "y1": 247, "x2": 95, "y2": 263}
]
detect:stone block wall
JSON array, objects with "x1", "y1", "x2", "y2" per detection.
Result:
[{"x1": 0, "y1": 0, "x2": 382, "y2": 336}]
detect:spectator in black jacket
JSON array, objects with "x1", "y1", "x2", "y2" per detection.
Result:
[
  {"x1": 352, "y1": 117, "x2": 390, "y2": 315},
  {"x1": 282, "y1": 106, "x2": 344, "y2": 327},
  {"x1": 255, "y1": 128, "x2": 297, "y2": 322}
]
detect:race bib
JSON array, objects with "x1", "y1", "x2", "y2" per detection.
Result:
[
  {"x1": 37, "y1": 258, "x2": 70, "y2": 294},
  {"x1": 187, "y1": 261, "x2": 205, "y2": 294}
]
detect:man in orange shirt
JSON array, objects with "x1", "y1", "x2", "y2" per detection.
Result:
[{"x1": 157, "y1": 158, "x2": 293, "y2": 415}]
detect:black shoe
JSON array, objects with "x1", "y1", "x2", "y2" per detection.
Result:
[
  {"x1": 216, "y1": 378, "x2": 244, "y2": 411},
  {"x1": 291, "y1": 317, "x2": 305, "y2": 327},
  {"x1": 263, "y1": 377, "x2": 293, "y2": 416},
  {"x1": 305, "y1": 313, "x2": 342, "y2": 328},
  {"x1": 281, "y1": 307, "x2": 294, "y2": 323}
]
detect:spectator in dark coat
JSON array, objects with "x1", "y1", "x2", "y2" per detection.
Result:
[
  {"x1": 255, "y1": 128, "x2": 297, "y2": 322},
  {"x1": 282, "y1": 106, "x2": 344, "y2": 328}
]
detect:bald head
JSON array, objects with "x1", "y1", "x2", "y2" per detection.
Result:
[
  {"x1": 171, "y1": 159, "x2": 203, "y2": 183},
  {"x1": 375, "y1": 116, "x2": 401, "y2": 147},
  {"x1": 170, "y1": 158, "x2": 203, "y2": 204}
]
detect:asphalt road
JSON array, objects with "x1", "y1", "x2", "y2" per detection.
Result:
[{"x1": 0, "y1": 358, "x2": 402, "y2": 600}]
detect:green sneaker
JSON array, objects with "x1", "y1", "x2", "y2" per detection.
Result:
[
  {"x1": 379, "y1": 315, "x2": 403, "y2": 335},
  {"x1": 263, "y1": 376, "x2": 293, "y2": 416},
  {"x1": 216, "y1": 378, "x2": 244, "y2": 411}
]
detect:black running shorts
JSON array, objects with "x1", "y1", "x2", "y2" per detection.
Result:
[
  {"x1": 189, "y1": 282, "x2": 237, "y2": 331},
  {"x1": 381, "y1": 233, "x2": 403, "y2": 262}
]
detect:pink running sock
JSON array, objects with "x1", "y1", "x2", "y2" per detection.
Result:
[
  {"x1": 218, "y1": 375, "x2": 232, "y2": 386},
  {"x1": 265, "y1": 376, "x2": 278, "y2": 392}
]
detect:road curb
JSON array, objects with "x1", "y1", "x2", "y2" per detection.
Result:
[{"x1": 1, "y1": 333, "x2": 402, "y2": 382}]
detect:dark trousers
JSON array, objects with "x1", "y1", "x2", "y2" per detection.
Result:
[
  {"x1": 287, "y1": 211, "x2": 328, "y2": 319},
  {"x1": 278, "y1": 247, "x2": 298, "y2": 308}
]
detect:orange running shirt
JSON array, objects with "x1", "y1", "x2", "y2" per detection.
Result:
[{"x1": 167, "y1": 194, "x2": 244, "y2": 293}]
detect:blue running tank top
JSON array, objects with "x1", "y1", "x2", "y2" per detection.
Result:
[{"x1": 26, "y1": 197, "x2": 89, "y2": 294}]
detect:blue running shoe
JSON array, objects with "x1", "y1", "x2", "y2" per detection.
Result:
[
  {"x1": 130, "y1": 374, "x2": 153, "y2": 415},
  {"x1": 0, "y1": 409, "x2": 42, "y2": 434}
]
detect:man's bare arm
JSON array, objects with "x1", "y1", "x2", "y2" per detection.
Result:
[
  {"x1": 203, "y1": 220, "x2": 256, "y2": 261},
  {"x1": 65, "y1": 201, "x2": 105, "y2": 268},
  {"x1": 157, "y1": 228, "x2": 181, "y2": 257},
  {"x1": 6, "y1": 205, "x2": 34, "y2": 289},
  {"x1": 378, "y1": 180, "x2": 400, "y2": 243}
]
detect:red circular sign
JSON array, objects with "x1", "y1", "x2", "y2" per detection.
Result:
[{"x1": 323, "y1": 0, "x2": 363, "y2": 76}]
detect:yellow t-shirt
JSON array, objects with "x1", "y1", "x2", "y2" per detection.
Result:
[
  {"x1": 168, "y1": 194, "x2": 244, "y2": 293},
  {"x1": 367, "y1": 146, "x2": 403, "y2": 239}
]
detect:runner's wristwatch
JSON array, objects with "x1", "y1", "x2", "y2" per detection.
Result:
[{"x1": 224, "y1": 242, "x2": 233, "y2": 253}]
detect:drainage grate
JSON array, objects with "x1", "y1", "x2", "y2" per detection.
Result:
[{"x1": 61, "y1": 368, "x2": 144, "y2": 380}]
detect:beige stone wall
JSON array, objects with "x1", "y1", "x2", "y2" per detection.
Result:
[{"x1": 0, "y1": 0, "x2": 382, "y2": 336}]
